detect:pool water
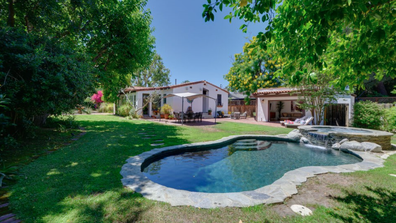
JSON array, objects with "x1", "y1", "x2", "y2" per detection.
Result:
[
  {"x1": 142, "y1": 139, "x2": 362, "y2": 193},
  {"x1": 312, "y1": 127, "x2": 371, "y2": 134}
]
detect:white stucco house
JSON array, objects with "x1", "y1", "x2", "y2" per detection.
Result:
[
  {"x1": 253, "y1": 87, "x2": 355, "y2": 126},
  {"x1": 118, "y1": 80, "x2": 229, "y2": 117}
]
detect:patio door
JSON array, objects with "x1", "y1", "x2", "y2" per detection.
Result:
[{"x1": 142, "y1": 94, "x2": 150, "y2": 116}]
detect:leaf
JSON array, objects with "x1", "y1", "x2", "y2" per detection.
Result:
[
  {"x1": 348, "y1": 0, "x2": 351, "y2": 6},
  {"x1": 240, "y1": 0, "x2": 248, "y2": 7}
]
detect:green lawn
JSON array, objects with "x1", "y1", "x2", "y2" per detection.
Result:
[{"x1": 8, "y1": 115, "x2": 396, "y2": 222}]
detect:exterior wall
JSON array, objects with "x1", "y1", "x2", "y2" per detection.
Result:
[
  {"x1": 120, "y1": 82, "x2": 228, "y2": 117},
  {"x1": 171, "y1": 83, "x2": 228, "y2": 117},
  {"x1": 256, "y1": 94, "x2": 355, "y2": 124},
  {"x1": 257, "y1": 96, "x2": 300, "y2": 122}
]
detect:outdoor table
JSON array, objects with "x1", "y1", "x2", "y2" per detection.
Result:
[{"x1": 234, "y1": 112, "x2": 240, "y2": 119}]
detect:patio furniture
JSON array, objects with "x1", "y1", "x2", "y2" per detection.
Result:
[
  {"x1": 240, "y1": 111, "x2": 247, "y2": 119},
  {"x1": 174, "y1": 112, "x2": 182, "y2": 123},
  {"x1": 216, "y1": 111, "x2": 224, "y2": 118},
  {"x1": 234, "y1": 112, "x2": 241, "y2": 119},
  {"x1": 285, "y1": 117, "x2": 314, "y2": 128},
  {"x1": 194, "y1": 112, "x2": 202, "y2": 122}
]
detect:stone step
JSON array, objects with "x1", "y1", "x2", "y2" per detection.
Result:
[
  {"x1": 233, "y1": 142, "x2": 258, "y2": 146},
  {"x1": 0, "y1": 214, "x2": 15, "y2": 221},
  {"x1": 1, "y1": 217, "x2": 21, "y2": 223},
  {"x1": 0, "y1": 203, "x2": 9, "y2": 208}
]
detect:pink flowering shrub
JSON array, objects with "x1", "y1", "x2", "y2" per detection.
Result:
[{"x1": 91, "y1": 91, "x2": 104, "y2": 108}]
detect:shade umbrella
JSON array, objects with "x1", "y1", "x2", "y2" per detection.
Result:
[{"x1": 164, "y1": 92, "x2": 217, "y2": 124}]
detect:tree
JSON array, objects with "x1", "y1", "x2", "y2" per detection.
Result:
[
  {"x1": 1, "y1": 0, "x2": 155, "y2": 102},
  {"x1": 202, "y1": 0, "x2": 396, "y2": 89},
  {"x1": 132, "y1": 54, "x2": 171, "y2": 87},
  {"x1": 0, "y1": 28, "x2": 95, "y2": 128},
  {"x1": 291, "y1": 71, "x2": 347, "y2": 125},
  {"x1": 225, "y1": 36, "x2": 281, "y2": 98}
]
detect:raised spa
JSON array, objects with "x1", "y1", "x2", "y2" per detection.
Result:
[
  {"x1": 298, "y1": 125, "x2": 394, "y2": 150},
  {"x1": 142, "y1": 138, "x2": 361, "y2": 193}
]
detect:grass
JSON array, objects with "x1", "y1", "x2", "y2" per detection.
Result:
[
  {"x1": 391, "y1": 135, "x2": 396, "y2": 144},
  {"x1": 7, "y1": 115, "x2": 396, "y2": 222}
]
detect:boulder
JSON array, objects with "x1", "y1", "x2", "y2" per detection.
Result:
[
  {"x1": 287, "y1": 130, "x2": 302, "y2": 142},
  {"x1": 339, "y1": 138, "x2": 349, "y2": 144},
  {"x1": 339, "y1": 141, "x2": 364, "y2": 151},
  {"x1": 300, "y1": 137, "x2": 310, "y2": 144},
  {"x1": 332, "y1": 143, "x2": 341, "y2": 150},
  {"x1": 361, "y1": 142, "x2": 382, "y2": 152}
]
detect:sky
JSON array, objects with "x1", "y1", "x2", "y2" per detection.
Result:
[{"x1": 145, "y1": 0, "x2": 266, "y2": 89}]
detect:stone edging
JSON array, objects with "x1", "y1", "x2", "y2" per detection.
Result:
[{"x1": 120, "y1": 135, "x2": 390, "y2": 208}]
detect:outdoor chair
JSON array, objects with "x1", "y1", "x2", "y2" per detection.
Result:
[
  {"x1": 285, "y1": 117, "x2": 314, "y2": 128},
  {"x1": 216, "y1": 111, "x2": 224, "y2": 118},
  {"x1": 173, "y1": 112, "x2": 182, "y2": 123},
  {"x1": 194, "y1": 112, "x2": 202, "y2": 122},
  {"x1": 240, "y1": 111, "x2": 247, "y2": 119}
]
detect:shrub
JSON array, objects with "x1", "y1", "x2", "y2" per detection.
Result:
[
  {"x1": 83, "y1": 97, "x2": 96, "y2": 109},
  {"x1": 383, "y1": 106, "x2": 396, "y2": 132},
  {"x1": 44, "y1": 115, "x2": 79, "y2": 129},
  {"x1": 160, "y1": 104, "x2": 172, "y2": 115},
  {"x1": 98, "y1": 103, "x2": 114, "y2": 113},
  {"x1": 117, "y1": 104, "x2": 133, "y2": 117},
  {"x1": 353, "y1": 101, "x2": 384, "y2": 130}
]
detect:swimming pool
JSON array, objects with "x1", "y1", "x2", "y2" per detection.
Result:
[{"x1": 142, "y1": 138, "x2": 361, "y2": 193}]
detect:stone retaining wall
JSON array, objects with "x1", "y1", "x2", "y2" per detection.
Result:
[{"x1": 299, "y1": 126, "x2": 393, "y2": 150}]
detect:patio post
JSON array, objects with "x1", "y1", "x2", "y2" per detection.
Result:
[
  {"x1": 181, "y1": 97, "x2": 184, "y2": 124},
  {"x1": 215, "y1": 99, "x2": 217, "y2": 124}
]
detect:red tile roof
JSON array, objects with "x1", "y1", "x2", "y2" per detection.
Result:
[
  {"x1": 122, "y1": 80, "x2": 229, "y2": 94},
  {"x1": 253, "y1": 87, "x2": 298, "y2": 96}
]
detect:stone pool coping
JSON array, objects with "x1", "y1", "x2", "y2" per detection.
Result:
[
  {"x1": 120, "y1": 135, "x2": 392, "y2": 208},
  {"x1": 298, "y1": 125, "x2": 394, "y2": 136}
]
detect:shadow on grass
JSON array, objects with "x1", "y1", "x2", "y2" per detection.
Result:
[
  {"x1": 329, "y1": 186, "x2": 396, "y2": 222},
  {"x1": 9, "y1": 118, "x2": 192, "y2": 222}
]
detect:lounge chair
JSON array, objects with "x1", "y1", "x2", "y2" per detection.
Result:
[
  {"x1": 285, "y1": 117, "x2": 313, "y2": 128},
  {"x1": 240, "y1": 111, "x2": 247, "y2": 119}
]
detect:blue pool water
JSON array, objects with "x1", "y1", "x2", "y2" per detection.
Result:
[{"x1": 142, "y1": 139, "x2": 362, "y2": 193}]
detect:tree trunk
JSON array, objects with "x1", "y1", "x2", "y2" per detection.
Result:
[
  {"x1": 7, "y1": 0, "x2": 15, "y2": 27},
  {"x1": 376, "y1": 81, "x2": 388, "y2": 96}
]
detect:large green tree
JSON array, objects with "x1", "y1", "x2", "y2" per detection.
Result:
[
  {"x1": 132, "y1": 53, "x2": 171, "y2": 87},
  {"x1": 1, "y1": 0, "x2": 155, "y2": 101},
  {"x1": 225, "y1": 36, "x2": 281, "y2": 97},
  {"x1": 203, "y1": 0, "x2": 396, "y2": 89},
  {"x1": 0, "y1": 28, "x2": 95, "y2": 128}
]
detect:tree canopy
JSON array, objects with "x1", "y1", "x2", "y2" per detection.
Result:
[
  {"x1": 132, "y1": 54, "x2": 171, "y2": 87},
  {"x1": 203, "y1": 0, "x2": 396, "y2": 89},
  {"x1": 1, "y1": 0, "x2": 155, "y2": 101},
  {"x1": 225, "y1": 36, "x2": 281, "y2": 97}
]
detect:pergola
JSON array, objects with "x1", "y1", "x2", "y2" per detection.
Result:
[{"x1": 164, "y1": 92, "x2": 218, "y2": 124}]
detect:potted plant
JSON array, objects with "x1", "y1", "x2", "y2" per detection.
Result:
[
  {"x1": 208, "y1": 108, "x2": 212, "y2": 115},
  {"x1": 161, "y1": 104, "x2": 172, "y2": 119}
]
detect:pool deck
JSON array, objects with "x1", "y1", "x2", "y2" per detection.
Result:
[{"x1": 120, "y1": 135, "x2": 396, "y2": 208}]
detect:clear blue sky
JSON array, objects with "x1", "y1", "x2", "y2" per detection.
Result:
[{"x1": 146, "y1": 0, "x2": 266, "y2": 89}]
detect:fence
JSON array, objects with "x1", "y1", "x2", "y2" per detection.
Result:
[
  {"x1": 356, "y1": 97, "x2": 396, "y2": 103},
  {"x1": 377, "y1": 103, "x2": 396, "y2": 109},
  {"x1": 228, "y1": 105, "x2": 256, "y2": 117}
]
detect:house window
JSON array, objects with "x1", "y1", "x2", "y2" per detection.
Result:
[
  {"x1": 217, "y1": 94, "x2": 222, "y2": 106},
  {"x1": 163, "y1": 94, "x2": 167, "y2": 105}
]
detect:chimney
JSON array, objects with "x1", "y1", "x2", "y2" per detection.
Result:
[{"x1": 175, "y1": 79, "x2": 177, "y2": 85}]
